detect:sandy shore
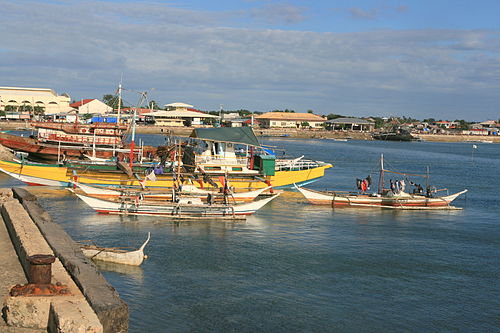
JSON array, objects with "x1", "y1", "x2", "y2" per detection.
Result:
[{"x1": 1, "y1": 121, "x2": 498, "y2": 143}]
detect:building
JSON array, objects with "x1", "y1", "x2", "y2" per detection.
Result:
[
  {"x1": 69, "y1": 99, "x2": 112, "y2": 115},
  {"x1": 433, "y1": 121, "x2": 458, "y2": 129},
  {"x1": 0, "y1": 86, "x2": 71, "y2": 116},
  {"x1": 255, "y1": 112, "x2": 326, "y2": 128},
  {"x1": 479, "y1": 120, "x2": 499, "y2": 128},
  {"x1": 142, "y1": 110, "x2": 219, "y2": 127},
  {"x1": 164, "y1": 102, "x2": 194, "y2": 112},
  {"x1": 325, "y1": 117, "x2": 374, "y2": 132}
]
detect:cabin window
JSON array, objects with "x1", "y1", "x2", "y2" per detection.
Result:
[
  {"x1": 232, "y1": 167, "x2": 242, "y2": 171},
  {"x1": 205, "y1": 166, "x2": 221, "y2": 171}
]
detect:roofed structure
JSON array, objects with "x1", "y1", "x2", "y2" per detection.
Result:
[
  {"x1": 325, "y1": 117, "x2": 374, "y2": 132},
  {"x1": 255, "y1": 112, "x2": 326, "y2": 128},
  {"x1": 190, "y1": 127, "x2": 260, "y2": 146},
  {"x1": 69, "y1": 99, "x2": 112, "y2": 115},
  {"x1": 142, "y1": 110, "x2": 219, "y2": 127}
]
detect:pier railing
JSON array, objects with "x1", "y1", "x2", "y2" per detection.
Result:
[
  {"x1": 275, "y1": 159, "x2": 320, "y2": 171},
  {"x1": 195, "y1": 155, "x2": 248, "y2": 166}
]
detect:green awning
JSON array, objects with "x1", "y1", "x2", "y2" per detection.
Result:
[{"x1": 190, "y1": 127, "x2": 261, "y2": 146}]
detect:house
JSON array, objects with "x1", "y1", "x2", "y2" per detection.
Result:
[
  {"x1": 0, "y1": 86, "x2": 71, "y2": 114},
  {"x1": 142, "y1": 110, "x2": 219, "y2": 127},
  {"x1": 70, "y1": 99, "x2": 112, "y2": 115},
  {"x1": 433, "y1": 121, "x2": 457, "y2": 129},
  {"x1": 479, "y1": 120, "x2": 499, "y2": 128},
  {"x1": 325, "y1": 117, "x2": 374, "y2": 132},
  {"x1": 255, "y1": 112, "x2": 326, "y2": 128}
]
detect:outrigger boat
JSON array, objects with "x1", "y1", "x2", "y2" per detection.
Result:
[
  {"x1": 70, "y1": 190, "x2": 280, "y2": 219},
  {"x1": 80, "y1": 232, "x2": 150, "y2": 266},
  {"x1": 73, "y1": 182, "x2": 274, "y2": 203},
  {"x1": 0, "y1": 127, "x2": 332, "y2": 189},
  {"x1": 295, "y1": 154, "x2": 467, "y2": 209}
]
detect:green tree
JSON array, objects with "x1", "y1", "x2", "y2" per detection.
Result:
[
  {"x1": 102, "y1": 94, "x2": 123, "y2": 110},
  {"x1": 307, "y1": 109, "x2": 314, "y2": 114},
  {"x1": 326, "y1": 113, "x2": 343, "y2": 120},
  {"x1": 455, "y1": 119, "x2": 469, "y2": 130},
  {"x1": 33, "y1": 106, "x2": 45, "y2": 115},
  {"x1": 237, "y1": 109, "x2": 252, "y2": 117},
  {"x1": 4, "y1": 105, "x2": 17, "y2": 112},
  {"x1": 371, "y1": 117, "x2": 385, "y2": 129},
  {"x1": 148, "y1": 100, "x2": 160, "y2": 110},
  {"x1": 301, "y1": 121, "x2": 310, "y2": 127},
  {"x1": 19, "y1": 105, "x2": 32, "y2": 112}
]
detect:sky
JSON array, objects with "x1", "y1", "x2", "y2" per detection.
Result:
[{"x1": 1, "y1": 0, "x2": 499, "y2": 121}]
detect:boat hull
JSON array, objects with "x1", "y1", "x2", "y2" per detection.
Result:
[
  {"x1": 72, "y1": 191, "x2": 280, "y2": 219},
  {"x1": 0, "y1": 160, "x2": 331, "y2": 189},
  {"x1": 0, "y1": 132, "x2": 157, "y2": 162},
  {"x1": 74, "y1": 182, "x2": 273, "y2": 202},
  {"x1": 295, "y1": 186, "x2": 467, "y2": 209},
  {"x1": 81, "y1": 233, "x2": 150, "y2": 266}
]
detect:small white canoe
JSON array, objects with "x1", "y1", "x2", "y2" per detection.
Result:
[{"x1": 81, "y1": 232, "x2": 150, "y2": 266}]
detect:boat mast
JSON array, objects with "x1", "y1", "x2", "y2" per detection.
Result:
[
  {"x1": 425, "y1": 165, "x2": 430, "y2": 190},
  {"x1": 175, "y1": 142, "x2": 182, "y2": 189},
  {"x1": 378, "y1": 154, "x2": 384, "y2": 194},
  {"x1": 128, "y1": 106, "x2": 137, "y2": 168},
  {"x1": 117, "y1": 83, "x2": 122, "y2": 124},
  {"x1": 92, "y1": 129, "x2": 96, "y2": 159}
]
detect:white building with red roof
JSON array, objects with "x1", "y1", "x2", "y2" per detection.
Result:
[{"x1": 69, "y1": 99, "x2": 112, "y2": 115}]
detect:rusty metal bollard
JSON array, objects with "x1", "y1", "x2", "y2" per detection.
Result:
[
  {"x1": 10, "y1": 254, "x2": 70, "y2": 296},
  {"x1": 27, "y1": 254, "x2": 55, "y2": 285}
]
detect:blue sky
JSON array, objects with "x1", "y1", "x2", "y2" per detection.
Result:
[{"x1": 1, "y1": 0, "x2": 499, "y2": 120}]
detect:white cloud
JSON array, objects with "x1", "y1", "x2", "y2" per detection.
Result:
[{"x1": 1, "y1": 0, "x2": 499, "y2": 120}]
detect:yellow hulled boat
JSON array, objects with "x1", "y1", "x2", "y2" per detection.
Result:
[
  {"x1": 0, "y1": 127, "x2": 332, "y2": 189},
  {"x1": 0, "y1": 159, "x2": 331, "y2": 189}
]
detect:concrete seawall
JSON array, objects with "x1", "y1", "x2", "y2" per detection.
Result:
[{"x1": 0, "y1": 188, "x2": 128, "y2": 332}]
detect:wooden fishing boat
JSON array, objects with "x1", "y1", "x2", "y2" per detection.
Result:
[
  {"x1": 70, "y1": 190, "x2": 280, "y2": 219},
  {"x1": 80, "y1": 232, "x2": 150, "y2": 266},
  {"x1": 73, "y1": 182, "x2": 274, "y2": 202},
  {"x1": 0, "y1": 158, "x2": 330, "y2": 189},
  {"x1": 372, "y1": 127, "x2": 415, "y2": 142},
  {"x1": 295, "y1": 154, "x2": 467, "y2": 209},
  {"x1": 0, "y1": 130, "x2": 157, "y2": 162},
  {"x1": 295, "y1": 185, "x2": 467, "y2": 209},
  {"x1": 0, "y1": 127, "x2": 332, "y2": 188}
]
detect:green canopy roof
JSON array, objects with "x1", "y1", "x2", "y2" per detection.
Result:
[{"x1": 190, "y1": 127, "x2": 261, "y2": 146}]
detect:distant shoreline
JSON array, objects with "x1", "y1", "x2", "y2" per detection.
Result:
[{"x1": 1, "y1": 121, "x2": 498, "y2": 143}]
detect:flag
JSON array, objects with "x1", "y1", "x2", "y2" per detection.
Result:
[{"x1": 146, "y1": 170, "x2": 157, "y2": 182}]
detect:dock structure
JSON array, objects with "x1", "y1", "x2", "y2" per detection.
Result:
[{"x1": 0, "y1": 188, "x2": 128, "y2": 333}]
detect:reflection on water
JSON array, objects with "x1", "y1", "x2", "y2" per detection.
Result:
[
  {"x1": 0, "y1": 139, "x2": 498, "y2": 332},
  {"x1": 93, "y1": 261, "x2": 144, "y2": 283}
]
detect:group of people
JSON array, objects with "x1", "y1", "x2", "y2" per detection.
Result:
[
  {"x1": 356, "y1": 176, "x2": 429, "y2": 197},
  {"x1": 389, "y1": 179, "x2": 406, "y2": 194},
  {"x1": 356, "y1": 175, "x2": 372, "y2": 193}
]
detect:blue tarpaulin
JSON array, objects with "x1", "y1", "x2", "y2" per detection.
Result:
[{"x1": 91, "y1": 116, "x2": 117, "y2": 123}]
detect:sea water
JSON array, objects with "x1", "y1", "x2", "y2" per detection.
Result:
[{"x1": 1, "y1": 138, "x2": 498, "y2": 332}]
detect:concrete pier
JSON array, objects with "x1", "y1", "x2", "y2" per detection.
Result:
[{"x1": 0, "y1": 188, "x2": 129, "y2": 332}]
